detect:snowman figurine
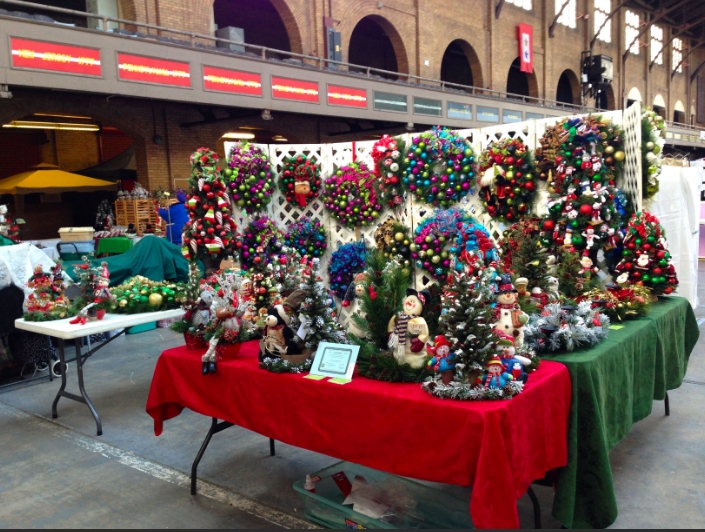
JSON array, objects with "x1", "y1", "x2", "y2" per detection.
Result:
[
  {"x1": 427, "y1": 335, "x2": 456, "y2": 385},
  {"x1": 387, "y1": 288, "x2": 431, "y2": 368},
  {"x1": 481, "y1": 355, "x2": 515, "y2": 390},
  {"x1": 343, "y1": 273, "x2": 368, "y2": 339},
  {"x1": 493, "y1": 274, "x2": 529, "y2": 348},
  {"x1": 497, "y1": 335, "x2": 531, "y2": 383}
]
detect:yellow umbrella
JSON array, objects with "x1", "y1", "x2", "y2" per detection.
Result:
[{"x1": 0, "y1": 163, "x2": 118, "y2": 195}]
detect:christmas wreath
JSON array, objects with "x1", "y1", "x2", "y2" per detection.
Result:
[
  {"x1": 328, "y1": 241, "x2": 368, "y2": 299},
  {"x1": 239, "y1": 217, "x2": 285, "y2": 272},
  {"x1": 641, "y1": 109, "x2": 665, "y2": 201},
  {"x1": 479, "y1": 138, "x2": 538, "y2": 222},
  {"x1": 225, "y1": 142, "x2": 275, "y2": 215},
  {"x1": 371, "y1": 134, "x2": 407, "y2": 208},
  {"x1": 322, "y1": 163, "x2": 383, "y2": 228},
  {"x1": 403, "y1": 127, "x2": 476, "y2": 207},
  {"x1": 613, "y1": 211, "x2": 678, "y2": 295},
  {"x1": 373, "y1": 217, "x2": 413, "y2": 269},
  {"x1": 284, "y1": 218, "x2": 327, "y2": 258},
  {"x1": 524, "y1": 301, "x2": 610, "y2": 352},
  {"x1": 279, "y1": 154, "x2": 321, "y2": 208}
]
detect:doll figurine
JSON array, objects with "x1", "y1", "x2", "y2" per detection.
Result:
[
  {"x1": 496, "y1": 336, "x2": 531, "y2": 383},
  {"x1": 387, "y1": 288, "x2": 431, "y2": 368},
  {"x1": 427, "y1": 335, "x2": 456, "y2": 385},
  {"x1": 493, "y1": 274, "x2": 529, "y2": 348},
  {"x1": 343, "y1": 273, "x2": 368, "y2": 339},
  {"x1": 481, "y1": 355, "x2": 515, "y2": 390}
]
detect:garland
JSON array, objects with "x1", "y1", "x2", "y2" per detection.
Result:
[
  {"x1": 100, "y1": 276, "x2": 187, "y2": 313},
  {"x1": 524, "y1": 301, "x2": 610, "y2": 352},
  {"x1": 422, "y1": 379, "x2": 525, "y2": 401},
  {"x1": 479, "y1": 138, "x2": 538, "y2": 222},
  {"x1": 260, "y1": 356, "x2": 313, "y2": 374},
  {"x1": 328, "y1": 241, "x2": 368, "y2": 299},
  {"x1": 225, "y1": 142, "x2": 274, "y2": 214},
  {"x1": 371, "y1": 134, "x2": 407, "y2": 208},
  {"x1": 323, "y1": 163, "x2": 383, "y2": 228},
  {"x1": 403, "y1": 127, "x2": 476, "y2": 207},
  {"x1": 579, "y1": 285, "x2": 651, "y2": 322},
  {"x1": 239, "y1": 217, "x2": 285, "y2": 272},
  {"x1": 284, "y1": 218, "x2": 327, "y2": 258},
  {"x1": 279, "y1": 154, "x2": 321, "y2": 207},
  {"x1": 641, "y1": 109, "x2": 665, "y2": 201}
]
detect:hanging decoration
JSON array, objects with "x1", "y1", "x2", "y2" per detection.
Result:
[
  {"x1": 284, "y1": 218, "x2": 327, "y2": 258},
  {"x1": 613, "y1": 211, "x2": 678, "y2": 295},
  {"x1": 239, "y1": 216, "x2": 285, "y2": 272},
  {"x1": 403, "y1": 127, "x2": 476, "y2": 207},
  {"x1": 373, "y1": 217, "x2": 413, "y2": 272},
  {"x1": 225, "y1": 141, "x2": 275, "y2": 214},
  {"x1": 641, "y1": 109, "x2": 666, "y2": 202},
  {"x1": 371, "y1": 134, "x2": 407, "y2": 208},
  {"x1": 479, "y1": 138, "x2": 538, "y2": 222},
  {"x1": 328, "y1": 241, "x2": 368, "y2": 299},
  {"x1": 279, "y1": 154, "x2": 321, "y2": 208},
  {"x1": 323, "y1": 162, "x2": 383, "y2": 228},
  {"x1": 524, "y1": 301, "x2": 610, "y2": 352}
]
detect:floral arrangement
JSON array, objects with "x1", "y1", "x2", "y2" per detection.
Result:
[
  {"x1": 279, "y1": 154, "x2": 321, "y2": 207},
  {"x1": 328, "y1": 241, "x2": 368, "y2": 299},
  {"x1": 323, "y1": 163, "x2": 383, "y2": 228},
  {"x1": 284, "y1": 218, "x2": 327, "y2": 258},
  {"x1": 371, "y1": 134, "x2": 407, "y2": 208},
  {"x1": 23, "y1": 264, "x2": 71, "y2": 321},
  {"x1": 225, "y1": 142, "x2": 275, "y2": 214},
  {"x1": 403, "y1": 127, "x2": 476, "y2": 207},
  {"x1": 239, "y1": 217, "x2": 285, "y2": 272},
  {"x1": 579, "y1": 284, "x2": 651, "y2": 322},
  {"x1": 524, "y1": 301, "x2": 610, "y2": 352},
  {"x1": 479, "y1": 138, "x2": 538, "y2": 222},
  {"x1": 613, "y1": 211, "x2": 678, "y2": 295},
  {"x1": 641, "y1": 109, "x2": 665, "y2": 202},
  {"x1": 100, "y1": 276, "x2": 187, "y2": 314}
]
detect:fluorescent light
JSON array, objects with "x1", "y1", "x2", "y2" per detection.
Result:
[
  {"x1": 3, "y1": 121, "x2": 99, "y2": 131},
  {"x1": 34, "y1": 113, "x2": 93, "y2": 120},
  {"x1": 221, "y1": 132, "x2": 255, "y2": 140},
  {"x1": 272, "y1": 135, "x2": 288, "y2": 142}
]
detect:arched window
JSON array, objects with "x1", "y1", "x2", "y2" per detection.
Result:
[
  {"x1": 653, "y1": 94, "x2": 667, "y2": 118},
  {"x1": 506, "y1": 58, "x2": 538, "y2": 101},
  {"x1": 348, "y1": 16, "x2": 408, "y2": 79},
  {"x1": 556, "y1": 70, "x2": 580, "y2": 105},
  {"x1": 596, "y1": 84, "x2": 615, "y2": 110},
  {"x1": 440, "y1": 40, "x2": 483, "y2": 89},
  {"x1": 673, "y1": 100, "x2": 685, "y2": 123},
  {"x1": 626, "y1": 87, "x2": 643, "y2": 108}
]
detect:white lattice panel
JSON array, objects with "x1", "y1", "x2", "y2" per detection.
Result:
[
  {"x1": 476, "y1": 121, "x2": 536, "y2": 151},
  {"x1": 621, "y1": 101, "x2": 643, "y2": 212}
]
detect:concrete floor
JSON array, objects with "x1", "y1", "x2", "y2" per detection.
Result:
[{"x1": 1, "y1": 270, "x2": 704, "y2": 529}]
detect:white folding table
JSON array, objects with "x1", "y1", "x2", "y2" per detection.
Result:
[{"x1": 14, "y1": 310, "x2": 183, "y2": 435}]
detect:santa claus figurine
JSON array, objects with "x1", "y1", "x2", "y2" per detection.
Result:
[
  {"x1": 427, "y1": 335, "x2": 456, "y2": 385},
  {"x1": 387, "y1": 288, "x2": 431, "y2": 368},
  {"x1": 294, "y1": 174, "x2": 312, "y2": 208},
  {"x1": 493, "y1": 274, "x2": 529, "y2": 348}
]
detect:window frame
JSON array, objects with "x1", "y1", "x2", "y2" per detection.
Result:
[
  {"x1": 650, "y1": 25, "x2": 664, "y2": 66},
  {"x1": 593, "y1": 0, "x2": 611, "y2": 43},
  {"x1": 672, "y1": 37, "x2": 683, "y2": 74},
  {"x1": 555, "y1": 0, "x2": 577, "y2": 29},
  {"x1": 625, "y1": 10, "x2": 640, "y2": 55}
]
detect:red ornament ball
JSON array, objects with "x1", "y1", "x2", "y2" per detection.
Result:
[{"x1": 579, "y1": 204, "x2": 593, "y2": 216}]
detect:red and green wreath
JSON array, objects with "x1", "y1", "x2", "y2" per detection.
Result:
[
  {"x1": 478, "y1": 138, "x2": 538, "y2": 223},
  {"x1": 322, "y1": 162, "x2": 383, "y2": 228},
  {"x1": 279, "y1": 154, "x2": 321, "y2": 208}
]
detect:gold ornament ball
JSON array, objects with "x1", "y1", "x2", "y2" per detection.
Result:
[
  {"x1": 119, "y1": 299, "x2": 128, "y2": 307},
  {"x1": 614, "y1": 151, "x2": 626, "y2": 162},
  {"x1": 394, "y1": 232, "x2": 405, "y2": 242},
  {"x1": 140, "y1": 289, "x2": 148, "y2": 295},
  {"x1": 605, "y1": 145, "x2": 615, "y2": 155},
  {"x1": 148, "y1": 293, "x2": 164, "y2": 307}
]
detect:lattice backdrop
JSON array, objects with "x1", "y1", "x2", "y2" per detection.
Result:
[{"x1": 223, "y1": 103, "x2": 645, "y2": 321}]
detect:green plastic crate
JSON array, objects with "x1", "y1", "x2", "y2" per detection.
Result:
[
  {"x1": 126, "y1": 322, "x2": 156, "y2": 334},
  {"x1": 293, "y1": 461, "x2": 474, "y2": 529}
]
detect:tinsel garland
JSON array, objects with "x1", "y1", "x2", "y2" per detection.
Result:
[
  {"x1": 239, "y1": 217, "x2": 285, "y2": 272},
  {"x1": 524, "y1": 301, "x2": 610, "y2": 352},
  {"x1": 322, "y1": 162, "x2": 383, "y2": 228},
  {"x1": 260, "y1": 356, "x2": 313, "y2": 374},
  {"x1": 225, "y1": 142, "x2": 275, "y2": 214},
  {"x1": 279, "y1": 154, "x2": 321, "y2": 207},
  {"x1": 285, "y1": 218, "x2": 327, "y2": 258},
  {"x1": 479, "y1": 138, "x2": 538, "y2": 222},
  {"x1": 422, "y1": 379, "x2": 524, "y2": 401},
  {"x1": 371, "y1": 134, "x2": 407, "y2": 208},
  {"x1": 328, "y1": 241, "x2": 368, "y2": 299},
  {"x1": 641, "y1": 109, "x2": 665, "y2": 202},
  {"x1": 403, "y1": 127, "x2": 477, "y2": 207}
]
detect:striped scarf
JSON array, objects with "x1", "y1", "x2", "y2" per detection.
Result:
[{"x1": 394, "y1": 313, "x2": 412, "y2": 345}]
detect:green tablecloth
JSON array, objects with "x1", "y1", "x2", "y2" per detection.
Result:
[
  {"x1": 96, "y1": 237, "x2": 133, "y2": 255},
  {"x1": 544, "y1": 296, "x2": 699, "y2": 528}
]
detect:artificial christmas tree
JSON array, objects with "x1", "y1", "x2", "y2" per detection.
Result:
[
  {"x1": 182, "y1": 148, "x2": 238, "y2": 274},
  {"x1": 613, "y1": 211, "x2": 678, "y2": 295}
]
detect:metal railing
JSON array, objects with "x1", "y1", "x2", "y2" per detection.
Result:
[{"x1": 0, "y1": 0, "x2": 595, "y2": 113}]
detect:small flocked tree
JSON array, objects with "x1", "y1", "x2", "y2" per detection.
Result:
[
  {"x1": 290, "y1": 258, "x2": 348, "y2": 351},
  {"x1": 556, "y1": 249, "x2": 600, "y2": 298},
  {"x1": 507, "y1": 228, "x2": 549, "y2": 293}
]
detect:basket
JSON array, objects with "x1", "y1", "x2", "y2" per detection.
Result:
[
  {"x1": 184, "y1": 331, "x2": 207, "y2": 350},
  {"x1": 215, "y1": 341, "x2": 241, "y2": 360}
]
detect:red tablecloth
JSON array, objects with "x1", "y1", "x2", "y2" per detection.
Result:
[{"x1": 146, "y1": 341, "x2": 572, "y2": 529}]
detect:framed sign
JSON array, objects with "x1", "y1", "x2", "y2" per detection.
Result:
[
  {"x1": 310, "y1": 342, "x2": 359, "y2": 381},
  {"x1": 203, "y1": 66, "x2": 262, "y2": 96},
  {"x1": 10, "y1": 37, "x2": 101, "y2": 77},
  {"x1": 117, "y1": 53, "x2": 191, "y2": 87}
]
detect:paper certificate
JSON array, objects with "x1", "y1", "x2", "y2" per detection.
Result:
[{"x1": 310, "y1": 342, "x2": 360, "y2": 380}]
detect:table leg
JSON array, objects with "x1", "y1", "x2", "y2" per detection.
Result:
[
  {"x1": 269, "y1": 438, "x2": 276, "y2": 457},
  {"x1": 526, "y1": 486, "x2": 542, "y2": 529},
  {"x1": 75, "y1": 341, "x2": 102, "y2": 436},
  {"x1": 191, "y1": 418, "x2": 234, "y2": 495},
  {"x1": 51, "y1": 339, "x2": 67, "y2": 419},
  {"x1": 664, "y1": 391, "x2": 670, "y2": 416}
]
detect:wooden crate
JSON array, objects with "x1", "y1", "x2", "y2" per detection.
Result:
[{"x1": 114, "y1": 199, "x2": 166, "y2": 236}]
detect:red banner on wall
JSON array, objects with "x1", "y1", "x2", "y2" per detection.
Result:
[
  {"x1": 327, "y1": 85, "x2": 367, "y2": 108},
  {"x1": 518, "y1": 23, "x2": 534, "y2": 74},
  {"x1": 271, "y1": 76, "x2": 319, "y2": 103},
  {"x1": 10, "y1": 37, "x2": 102, "y2": 76},
  {"x1": 203, "y1": 66, "x2": 262, "y2": 96},
  {"x1": 117, "y1": 53, "x2": 191, "y2": 87}
]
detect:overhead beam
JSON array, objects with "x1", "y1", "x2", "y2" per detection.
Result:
[
  {"x1": 495, "y1": 0, "x2": 506, "y2": 19},
  {"x1": 590, "y1": 0, "x2": 631, "y2": 50},
  {"x1": 549, "y1": 0, "x2": 574, "y2": 38},
  {"x1": 672, "y1": 34, "x2": 705, "y2": 78},
  {"x1": 651, "y1": 11, "x2": 705, "y2": 70},
  {"x1": 690, "y1": 59, "x2": 705, "y2": 82},
  {"x1": 622, "y1": 0, "x2": 691, "y2": 64}
]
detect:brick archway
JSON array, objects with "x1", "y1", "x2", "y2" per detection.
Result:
[
  {"x1": 507, "y1": 58, "x2": 539, "y2": 100},
  {"x1": 345, "y1": 14, "x2": 409, "y2": 77},
  {"x1": 556, "y1": 69, "x2": 581, "y2": 105},
  {"x1": 439, "y1": 39, "x2": 484, "y2": 89}
]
